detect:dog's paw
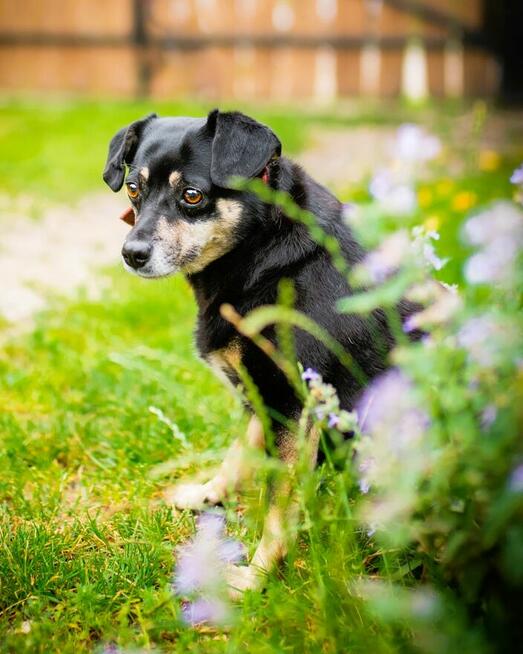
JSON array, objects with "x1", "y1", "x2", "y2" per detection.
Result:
[
  {"x1": 164, "y1": 481, "x2": 222, "y2": 510},
  {"x1": 224, "y1": 564, "x2": 265, "y2": 600}
]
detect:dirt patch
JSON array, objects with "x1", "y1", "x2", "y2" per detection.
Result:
[
  {"x1": 297, "y1": 125, "x2": 397, "y2": 190},
  {"x1": 0, "y1": 193, "x2": 128, "y2": 323}
]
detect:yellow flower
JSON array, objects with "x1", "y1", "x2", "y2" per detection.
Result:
[
  {"x1": 436, "y1": 179, "x2": 454, "y2": 196},
  {"x1": 418, "y1": 187, "x2": 433, "y2": 208},
  {"x1": 478, "y1": 150, "x2": 501, "y2": 172},
  {"x1": 423, "y1": 215, "x2": 441, "y2": 231},
  {"x1": 452, "y1": 191, "x2": 477, "y2": 212}
]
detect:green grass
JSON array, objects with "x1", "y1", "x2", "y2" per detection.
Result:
[{"x1": 0, "y1": 272, "x2": 405, "y2": 653}]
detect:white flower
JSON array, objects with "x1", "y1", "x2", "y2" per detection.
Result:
[{"x1": 391, "y1": 124, "x2": 442, "y2": 163}]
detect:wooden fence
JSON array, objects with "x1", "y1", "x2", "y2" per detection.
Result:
[{"x1": 0, "y1": 0, "x2": 500, "y2": 100}]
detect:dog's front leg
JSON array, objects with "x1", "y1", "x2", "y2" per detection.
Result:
[
  {"x1": 225, "y1": 427, "x2": 320, "y2": 599},
  {"x1": 166, "y1": 415, "x2": 265, "y2": 510}
]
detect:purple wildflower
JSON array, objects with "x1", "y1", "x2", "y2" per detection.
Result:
[
  {"x1": 462, "y1": 203, "x2": 523, "y2": 284},
  {"x1": 369, "y1": 168, "x2": 417, "y2": 216},
  {"x1": 302, "y1": 367, "x2": 320, "y2": 382},
  {"x1": 464, "y1": 241, "x2": 518, "y2": 284},
  {"x1": 173, "y1": 511, "x2": 245, "y2": 595},
  {"x1": 369, "y1": 169, "x2": 393, "y2": 201},
  {"x1": 181, "y1": 597, "x2": 230, "y2": 626},
  {"x1": 327, "y1": 413, "x2": 340, "y2": 428},
  {"x1": 403, "y1": 315, "x2": 417, "y2": 334},
  {"x1": 356, "y1": 369, "x2": 428, "y2": 449},
  {"x1": 359, "y1": 231, "x2": 410, "y2": 284},
  {"x1": 358, "y1": 457, "x2": 375, "y2": 494},
  {"x1": 342, "y1": 202, "x2": 357, "y2": 222},
  {"x1": 457, "y1": 315, "x2": 505, "y2": 367},
  {"x1": 510, "y1": 164, "x2": 523, "y2": 185},
  {"x1": 509, "y1": 465, "x2": 523, "y2": 492},
  {"x1": 480, "y1": 404, "x2": 497, "y2": 430}
]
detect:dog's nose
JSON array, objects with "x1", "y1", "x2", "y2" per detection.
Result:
[{"x1": 122, "y1": 240, "x2": 152, "y2": 269}]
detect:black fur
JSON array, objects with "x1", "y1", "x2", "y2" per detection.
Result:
[{"x1": 103, "y1": 110, "x2": 420, "y2": 449}]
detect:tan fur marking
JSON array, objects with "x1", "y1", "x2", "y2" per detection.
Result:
[
  {"x1": 169, "y1": 170, "x2": 182, "y2": 187},
  {"x1": 139, "y1": 166, "x2": 149, "y2": 181},
  {"x1": 154, "y1": 199, "x2": 243, "y2": 274},
  {"x1": 207, "y1": 338, "x2": 243, "y2": 389}
]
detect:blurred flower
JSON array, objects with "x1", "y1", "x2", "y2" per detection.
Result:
[
  {"x1": 405, "y1": 280, "x2": 461, "y2": 332},
  {"x1": 509, "y1": 464, "x2": 523, "y2": 493},
  {"x1": 173, "y1": 511, "x2": 245, "y2": 626},
  {"x1": 369, "y1": 169, "x2": 393, "y2": 201},
  {"x1": 357, "y1": 369, "x2": 428, "y2": 453},
  {"x1": 423, "y1": 215, "x2": 441, "y2": 232},
  {"x1": 181, "y1": 597, "x2": 230, "y2": 626},
  {"x1": 452, "y1": 191, "x2": 477, "y2": 212},
  {"x1": 457, "y1": 314, "x2": 514, "y2": 368},
  {"x1": 386, "y1": 185, "x2": 418, "y2": 216},
  {"x1": 355, "y1": 369, "x2": 429, "y2": 531},
  {"x1": 478, "y1": 150, "x2": 501, "y2": 172},
  {"x1": 304, "y1": 370, "x2": 358, "y2": 432},
  {"x1": 481, "y1": 404, "x2": 497, "y2": 430},
  {"x1": 174, "y1": 512, "x2": 245, "y2": 596},
  {"x1": 436, "y1": 179, "x2": 454, "y2": 196},
  {"x1": 411, "y1": 226, "x2": 447, "y2": 271},
  {"x1": 341, "y1": 202, "x2": 357, "y2": 222},
  {"x1": 391, "y1": 124, "x2": 441, "y2": 163},
  {"x1": 356, "y1": 230, "x2": 410, "y2": 284},
  {"x1": 417, "y1": 187, "x2": 433, "y2": 208},
  {"x1": 369, "y1": 170, "x2": 417, "y2": 216},
  {"x1": 302, "y1": 367, "x2": 320, "y2": 382},
  {"x1": 463, "y1": 202, "x2": 523, "y2": 246},
  {"x1": 358, "y1": 457, "x2": 375, "y2": 494},
  {"x1": 510, "y1": 164, "x2": 523, "y2": 186},
  {"x1": 463, "y1": 202, "x2": 523, "y2": 285}
]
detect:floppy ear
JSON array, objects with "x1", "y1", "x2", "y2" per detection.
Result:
[
  {"x1": 102, "y1": 113, "x2": 157, "y2": 191},
  {"x1": 207, "y1": 110, "x2": 281, "y2": 188}
]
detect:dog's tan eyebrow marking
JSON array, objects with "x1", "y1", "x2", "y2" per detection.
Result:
[
  {"x1": 169, "y1": 171, "x2": 182, "y2": 187},
  {"x1": 139, "y1": 166, "x2": 149, "y2": 180}
]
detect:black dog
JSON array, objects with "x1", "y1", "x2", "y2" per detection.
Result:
[{"x1": 103, "y1": 110, "x2": 417, "y2": 595}]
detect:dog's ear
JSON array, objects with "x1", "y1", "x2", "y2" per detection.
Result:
[
  {"x1": 206, "y1": 109, "x2": 281, "y2": 188},
  {"x1": 103, "y1": 113, "x2": 157, "y2": 191}
]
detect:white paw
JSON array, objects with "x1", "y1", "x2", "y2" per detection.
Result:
[
  {"x1": 164, "y1": 481, "x2": 222, "y2": 510},
  {"x1": 225, "y1": 564, "x2": 265, "y2": 600}
]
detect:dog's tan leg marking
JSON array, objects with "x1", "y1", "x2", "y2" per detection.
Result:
[
  {"x1": 166, "y1": 415, "x2": 265, "y2": 510},
  {"x1": 226, "y1": 426, "x2": 320, "y2": 599}
]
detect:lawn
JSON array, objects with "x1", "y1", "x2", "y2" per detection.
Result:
[{"x1": 0, "y1": 99, "x2": 522, "y2": 653}]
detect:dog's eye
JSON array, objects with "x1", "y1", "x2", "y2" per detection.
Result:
[
  {"x1": 182, "y1": 188, "x2": 203, "y2": 205},
  {"x1": 126, "y1": 182, "x2": 140, "y2": 200}
]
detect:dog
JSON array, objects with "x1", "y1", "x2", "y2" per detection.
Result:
[{"x1": 103, "y1": 109, "x2": 418, "y2": 596}]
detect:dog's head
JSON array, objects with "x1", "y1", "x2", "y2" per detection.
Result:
[{"x1": 103, "y1": 109, "x2": 281, "y2": 278}]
